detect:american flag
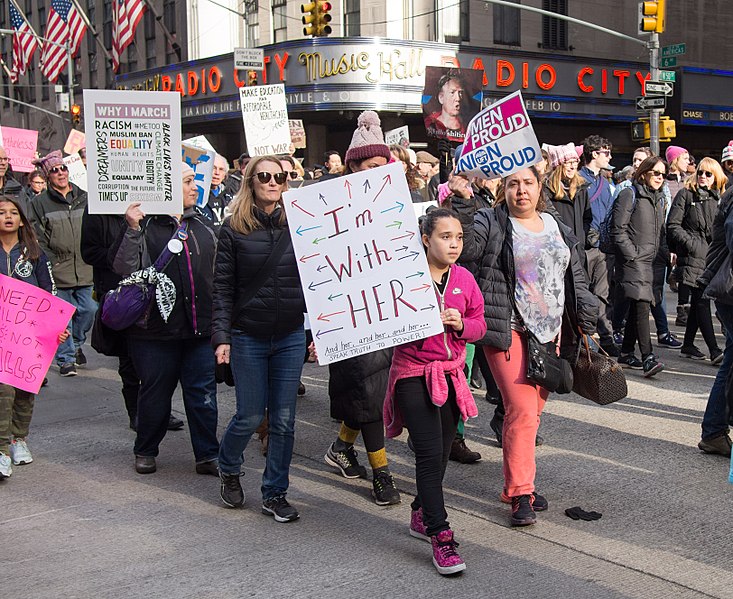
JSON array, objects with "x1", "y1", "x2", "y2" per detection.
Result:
[
  {"x1": 112, "y1": 0, "x2": 146, "y2": 72},
  {"x1": 40, "y1": 0, "x2": 87, "y2": 83},
  {"x1": 9, "y1": 3, "x2": 39, "y2": 84}
]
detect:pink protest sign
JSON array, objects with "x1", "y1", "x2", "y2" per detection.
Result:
[
  {"x1": 64, "y1": 129, "x2": 86, "y2": 155},
  {"x1": 0, "y1": 274, "x2": 75, "y2": 394},
  {"x1": 1, "y1": 126, "x2": 39, "y2": 173}
]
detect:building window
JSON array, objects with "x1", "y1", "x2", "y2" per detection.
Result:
[
  {"x1": 494, "y1": 0, "x2": 521, "y2": 46},
  {"x1": 103, "y1": 0, "x2": 112, "y2": 48},
  {"x1": 542, "y1": 0, "x2": 568, "y2": 50},
  {"x1": 246, "y1": 1, "x2": 259, "y2": 47},
  {"x1": 272, "y1": 0, "x2": 287, "y2": 42},
  {"x1": 344, "y1": 0, "x2": 360, "y2": 37},
  {"x1": 163, "y1": 0, "x2": 176, "y2": 34},
  {"x1": 86, "y1": 0, "x2": 95, "y2": 22},
  {"x1": 444, "y1": 0, "x2": 469, "y2": 43},
  {"x1": 0, "y1": 1, "x2": 6, "y2": 27},
  {"x1": 145, "y1": 11, "x2": 156, "y2": 68}
]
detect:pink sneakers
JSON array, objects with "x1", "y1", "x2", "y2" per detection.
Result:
[
  {"x1": 431, "y1": 529, "x2": 466, "y2": 575},
  {"x1": 409, "y1": 507, "x2": 429, "y2": 542}
]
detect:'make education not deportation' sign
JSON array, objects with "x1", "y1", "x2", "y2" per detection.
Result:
[{"x1": 84, "y1": 89, "x2": 182, "y2": 215}]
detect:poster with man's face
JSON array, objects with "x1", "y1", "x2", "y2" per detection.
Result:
[{"x1": 422, "y1": 67, "x2": 483, "y2": 143}]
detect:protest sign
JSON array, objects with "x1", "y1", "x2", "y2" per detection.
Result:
[
  {"x1": 412, "y1": 201, "x2": 437, "y2": 218},
  {"x1": 182, "y1": 144, "x2": 215, "y2": 207},
  {"x1": 283, "y1": 162, "x2": 443, "y2": 365},
  {"x1": 289, "y1": 120, "x2": 307, "y2": 149},
  {"x1": 64, "y1": 129, "x2": 86, "y2": 155},
  {"x1": 454, "y1": 91, "x2": 541, "y2": 180},
  {"x1": 385, "y1": 126, "x2": 410, "y2": 148},
  {"x1": 184, "y1": 135, "x2": 215, "y2": 152},
  {"x1": 240, "y1": 84, "x2": 291, "y2": 156},
  {"x1": 422, "y1": 67, "x2": 483, "y2": 144},
  {"x1": 0, "y1": 274, "x2": 75, "y2": 394},
  {"x1": 84, "y1": 89, "x2": 182, "y2": 215},
  {"x1": 1, "y1": 126, "x2": 38, "y2": 173},
  {"x1": 63, "y1": 152, "x2": 87, "y2": 191}
]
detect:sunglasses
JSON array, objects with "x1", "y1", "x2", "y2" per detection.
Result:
[
  {"x1": 255, "y1": 171, "x2": 287, "y2": 185},
  {"x1": 48, "y1": 165, "x2": 69, "y2": 174},
  {"x1": 649, "y1": 169, "x2": 666, "y2": 177},
  {"x1": 596, "y1": 150, "x2": 612, "y2": 156},
  {"x1": 697, "y1": 170, "x2": 714, "y2": 178},
  {"x1": 287, "y1": 171, "x2": 299, "y2": 179}
]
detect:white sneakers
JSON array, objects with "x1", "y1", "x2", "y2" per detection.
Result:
[
  {"x1": 10, "y1": 438, "x2": 33, "y2": 465},
  {"x1": 0, "y1": 452, "x2": 12, "y2": 478}
]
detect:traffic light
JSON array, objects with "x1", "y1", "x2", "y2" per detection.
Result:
[
  {"x1": 639, "y1": 0, "x2": 665, "y2": 33},
  {"x1": 631, "y1": 119, "x2": 650, "y2": 142},
  {"x1": 660, "y1": 116, "x2": 676, "y2": 141},
  {"x1": 301, "y1": 1, "x2": 332, "y2": 37},
  {"x1": 70, "y1": 104, "x2": 82, "y2": 127}
]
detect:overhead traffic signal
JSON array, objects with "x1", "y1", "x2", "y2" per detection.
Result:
[
  {"x1": 639, "y1": 0, "x2": 665, "y2": 33},
  {"x1": 301, "y1": 1, "x2": 332, "y2": 38},
  {"x1": 631, "y1": 119, "x2": 650, "y2": 142},
  {"x1": 70, "y1": 104, "x2": 82, "y2": 127}
]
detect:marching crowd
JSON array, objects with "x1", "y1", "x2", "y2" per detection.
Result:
[{"x1": 0, "y1": 115, "x2": 732, "y2": 577}]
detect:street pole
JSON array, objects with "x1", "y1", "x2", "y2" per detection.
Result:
[
  {"x1": 67, "y1": 40, "x2": 75, "y2": 107},
  {"x1": 648, "y1": 33, "x2": 660, "y2": 155}
]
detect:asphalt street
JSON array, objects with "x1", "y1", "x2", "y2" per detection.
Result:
[{"x1": 4, "y1": 312, "x2": 733, "y2": 599}]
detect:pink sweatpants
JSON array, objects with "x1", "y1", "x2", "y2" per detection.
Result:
[{"x1": 484, "y1": 330, "x2": 548, "y2": 498}]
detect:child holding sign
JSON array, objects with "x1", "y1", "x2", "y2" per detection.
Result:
[
  {"x1": 383, "y1": 208, "x2": 486, "y2": 575},
  {"x1": 0, "y1": 196, "x2": 68, "y2": 479}
]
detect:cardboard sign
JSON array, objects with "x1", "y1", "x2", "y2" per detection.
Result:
[
  {"x1": 0, "y1": 126, "x2": 38, "y2": 173},
  {"x1": 422, "y1": 67, "x2": 483, "y2": 144},
  {"x1": 283, "y1": 162, "x2": 443, "y2": 365},
  {"x1": 385, "y1": 126, "x2": 410, "y2": 148},
  {"x1": 64, "y1": 129, "x2": 86, "y2": 155},
  {"x1": 182, "y1": 143, "x2": 215, "y2": 207},
  {"x1": 455, "y1": 91, "x2": 542, "y2": 180},
  {"x1": 184, "y1": 135, "x2": 215, "y2": 152},
  {"x1": 63, "y1": 152, "x2": 87, "y2": 191},
  {"x1": 0, "y1": 274, "x2": 75, "y2": 394},
  {"x1": 84, "y1": 89, "x2": 183, "y2": 215},
  {"x1": 289, "y1": 120, "x2": 307, "y2": 149},
  {"x1": 240, "y1": 84, "x2": 291, "y2": 156}
]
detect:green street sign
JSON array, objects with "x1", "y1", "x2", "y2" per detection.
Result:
[
  {"x1": 661, "y1": 56, "x2": 677, "y2": 68},
  {"x1": 660, "y1": 70, "x2": 676, "y2": 82},
  {"x1": 662, "y1": 43, "x2": 686, "y2": 57}
]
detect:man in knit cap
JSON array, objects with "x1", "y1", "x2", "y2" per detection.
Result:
[
  {"x1": 30, "y1": 150, "x2": 96, "y2": 377},
  {"x1": 721, "y1": 141, "x2": 733, "y2": 187}
]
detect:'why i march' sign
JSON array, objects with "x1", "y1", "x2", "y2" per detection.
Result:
[{"x1": 284, "y1": 162, "x2": 443, "y2": 365}]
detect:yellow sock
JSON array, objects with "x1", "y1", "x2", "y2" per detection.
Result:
[
  {"x1": 338, "y1": 423, "x2": 359, "y2": 445},
  {"x1": 367, "y1": 448, "x2": 388, "y2": 470}
]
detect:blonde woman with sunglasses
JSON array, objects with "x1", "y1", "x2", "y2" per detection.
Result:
[
  {"x1": 666, "y1": 157, "x2": 728, "y2": 363},
  {"x1": 212, "y1": 155, "x2": 307, "y2": 523}
]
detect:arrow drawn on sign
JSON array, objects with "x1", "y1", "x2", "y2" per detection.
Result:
[
  {"x1": 373, "y1": 174, "x2": 392, "y2": 202},
  {"x1": 410, "y1": 283, "x2": 431, "y2": 293},
  {"x1": 317, "y1": 310, "x2": 346, "y2": 322},
  {"x1": 386, "y1": 221, "x2": 402, "y2": 229},
  {"x1": 308, "y1": 279, "x2": 333, "y2": 291},
  {"x1": 391, "y1": 231, "x2": 415, "y2": 241},
  {"x1": 344, "y1": 179, "x2": 353, "y2": 200},
  {"x1": 319, "y1": 193, "x2": 327, "y2": 205},
  {"x1": 296, "y1": 224, "x2": 322, "y2": 236},
  {"x1": 312, "y1": 236, "x2": 328, "y2": 245},
  {"x1": 363, "y1": 179, "x2": 371, "y2": 193},
  {"x1": 399, "y1": 251, "x2": 420, "y2": 261},
  {"x1": 300, "y1": 253, "x2": 320, "y2": 263},
  {"x1": 317, "y1": 327, "x2": 344, "y2": 339},
  {"x1": 328, "y1": 293, "x2": 343, "y2": 301},
  {"x1": 317, "y1": 264, "x2": 329, "y2": 272},
  {"x1": 406, "y1": 271, "x2": 424, "y2": 278},
  {"x1": 420, "y1": 304, "x2": 436, "y2": 311},
  {"x1": 291, "y1": 200, "x2": 314, "y2": 217},
  {"x1": 381, "y1": 201, "x2": 404, "y2": 214},
  {"x1": 395, "y1": 245, "x2": 409, "y2": 252}
]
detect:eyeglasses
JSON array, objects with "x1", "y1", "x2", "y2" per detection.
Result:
[
  {"x1": 0, "y1": 157, "x2": 9, "y2": 163},
  {"x1": 596, "y1": 150, "x2": 612, "y2": 156},
  {"x1": 697, "y1": 170, "x2": 714, "y2": 178},
  {"x1": 48, "y1": 165, "x2": 68, "y2": 174},
  {"x1": 287, "y1": 171, "x2": 299, "y2": 179},
  {"x1": 255, "y1": 171, "x2": 287, "y2": 185},
  {"x1": 649, "y1": 169, "x2": 666, "y2": 177}
]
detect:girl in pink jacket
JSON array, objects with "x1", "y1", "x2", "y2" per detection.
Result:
[{"x1": 383, "y1": 208, "x2": 486, "y2": 576}]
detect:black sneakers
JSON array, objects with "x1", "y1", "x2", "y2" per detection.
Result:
[
  {"x1": 220, "y1": 472, "x2": 244, "y2": 508},
  {"x1": 642, "y1": 354, "x2": 665, "y2": 378},
  {"x1": 681, "y1": 346, "x2": 706, "y2": 360},
  {"x1": 324, "y1": 443, "x2": 367, "y2": 479},
  {"x1": 618, "y1": 353, "x2": 643, "y2": 369},
  {"x1": 372, "y1": 469, "x2": 401, "y2": 506},
  {"x1": 75, "y1": 348, "x2": 87, "y2": 366},
  {"x1": 511, "y1": 494, "x2": 537, "y2": 526},
  {"x1": 262, "y1": 495, "x2": 299, "y2": 522}
]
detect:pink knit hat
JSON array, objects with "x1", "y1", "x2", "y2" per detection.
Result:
[
  {"x1": 665, "y1": 145, "x2": 688, "y2": 164},
  {"x1": 32, "y1": 150, "x2": 64, "y2": 176},
  {"x1": 345, "y1": 111, "x2": 391, "y2": 164},
  {"x1": 546, "y1": 143, "x2": 578, "y2": 169},
  {"x1": 721, "y1": 141, "x2": 733, "y2": 164}
]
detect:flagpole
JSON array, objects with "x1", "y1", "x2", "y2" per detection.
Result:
[{"x1": 69, "y1": 0, "x2": 114, "y2": 64}]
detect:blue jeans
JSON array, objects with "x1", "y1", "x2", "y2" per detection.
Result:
[
  {"x1": 55, "y1": 286, "x2": 97, "y2": 366},
  {"x1": 129, "y1": 337, "x2": 219, "y2": 462},
  {"x1": 702, "y1": 302, "x2": 733, "y2": 440},
  {"x1": 219, "y1": 327, "x2": 305, "y2": 500}
]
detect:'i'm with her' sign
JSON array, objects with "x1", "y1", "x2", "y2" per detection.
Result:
[{"x1": 284, "y1": 162, "x2": 443, "y2": 365}]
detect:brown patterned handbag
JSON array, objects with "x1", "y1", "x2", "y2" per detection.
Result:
[{"x1": 572, "y1": 334, "x2": 628, "y2": 405}]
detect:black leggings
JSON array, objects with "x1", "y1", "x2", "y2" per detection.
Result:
[
  {"x1": 343, "y1": 419, "x2": 385, "y2": 454},
  {"x1": 394, "y1": 376, "x2": 460, "y2": 536},
  {"x1": 621, "y1": 299, "x2": 653, "y2": 358},
  {"x1": 681, "y1": 284, "x2": 720, "y2": 353}
]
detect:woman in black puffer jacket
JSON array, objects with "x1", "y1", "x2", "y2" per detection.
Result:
[
  {"x1": 667, "y1": 157, "x2": 727, "y2": 363},
  {"x1": 212, "y1": 155, "x2": 307, "y2": 522}
]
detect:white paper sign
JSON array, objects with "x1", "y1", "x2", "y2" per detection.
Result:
[
  {"x1": 385, "y1": 126, "x2": 410, "y2": 148},
  {"x1": 455, "y1": 90, "x2": 541, "y2": 180},
  {"x1": 283, "y1": 162, "x2": 443, "y2": 365},
  {"x1": 239, "y1": 84, "x2": 291, "y2": 156},
  {"x1": 63, "y1": 152, "x2": 87, "y2": 191},
  {"x1": 83, "y1": 89, "x2": 183, "y2": 214},
  {"x1": 182, "y1": 143, "x2": 215, "y2": 207},
  {"x1": 184, "y1": 135, "x2": 215, "y2": 152}
]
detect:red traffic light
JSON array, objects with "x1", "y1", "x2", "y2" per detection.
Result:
[{"x1": 70, "y1": 104, "x2": 81, "y2": 116}]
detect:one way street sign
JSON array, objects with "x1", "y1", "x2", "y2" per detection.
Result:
[
  {"x1": 636, "y1": 96, "x2": 666, "y2": 112},
  {"x1": 645, "y1": 81, "x2": 674, "y2": 96}
]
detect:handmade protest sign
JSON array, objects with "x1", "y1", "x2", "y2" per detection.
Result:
[
  {"x1": 1, "y1": 126, "x2": 38, "y2": 173},
  {"x1": 63, "y1": 152, "x2": 87, "y2": 191},
  {"x1": 64, "y1": 129, "x2": 86, "y2": 155},
  {"x1": 182, "y1": 143, "x2": 215, "y2": 207},
  {"x1": 84, "y1": 89, "x2": 183, "y2": 215},
  {"x1": 0, "y1": 274, "x2": 75, "y2": 394},
  {"x1": 240, "y1": 84, "x2": 291, "y2": 156},
  {"x1": 422, "y1": 67, "x2": 483, "y2": 144},
  {"x1": 454, "y1": 90, "x2": 541, "y2": 180},
  {"x1": 385, "y1": 126, "x2": 410, "y2": 148},
  {"x1": 284, "y1": 162, "x2": 443, "y2": 365},
  {"x1": 289, "y1": 120, "x2": 307, "y2": 149}
]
